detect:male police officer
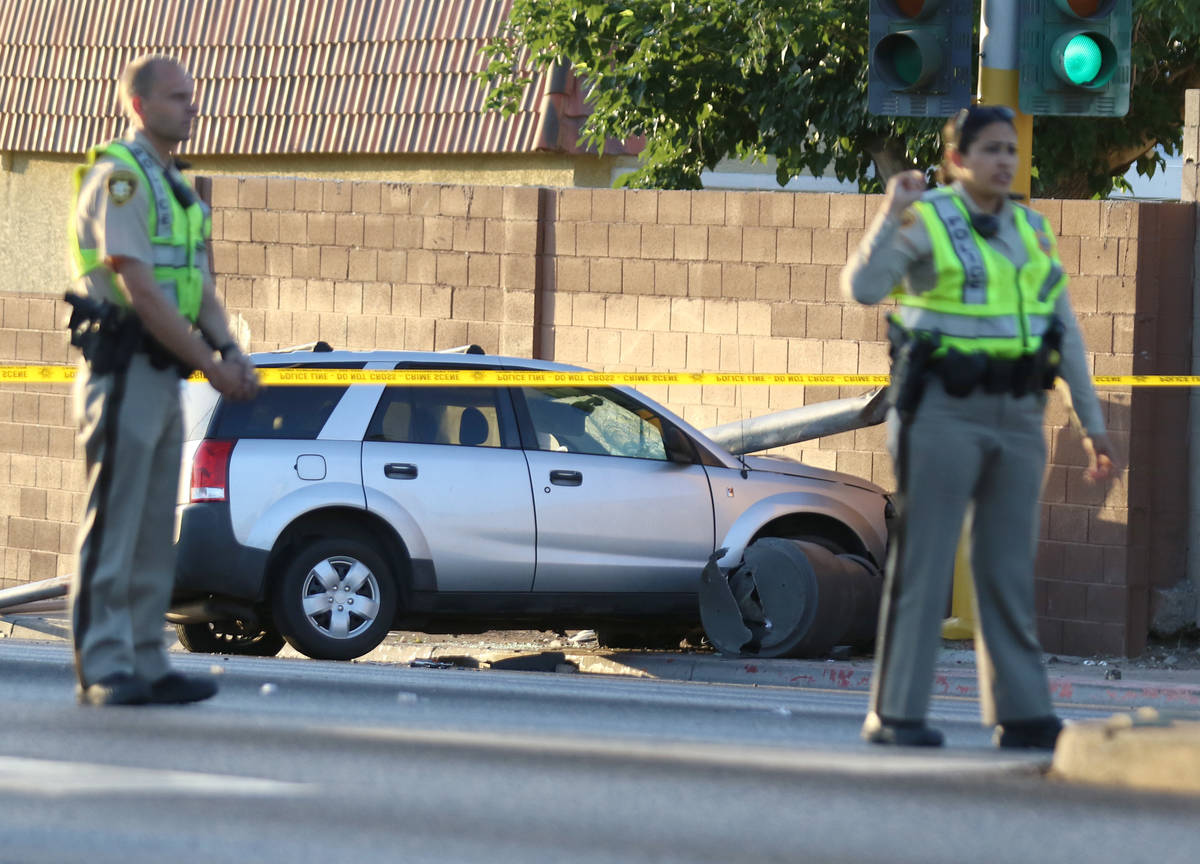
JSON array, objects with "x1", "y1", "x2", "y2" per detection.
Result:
[{"x1": 68, "y1": 55, "x2": 259, "y2": 706}]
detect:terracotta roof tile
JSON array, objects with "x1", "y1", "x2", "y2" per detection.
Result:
[{"x1": 0, "y1": 0, "x2": 617, "y2": 157}]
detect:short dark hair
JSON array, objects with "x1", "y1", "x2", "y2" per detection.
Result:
[
  {"x1": 118, "y1": 55, "x2": 180, "y2": 118},
  {"x1": 938, "y1": 105, "x2": 1016, "y2": 184},
  {"x1": 944, "y1": 105, "x2": 1016, "y2": 154}
]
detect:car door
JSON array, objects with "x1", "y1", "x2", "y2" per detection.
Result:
[
  {"x1": 361, "y1": 379, "x2": 536, "y2": 591},
  {"x1": 516, "y1": 385, "x2": 715, "y2": 593}
]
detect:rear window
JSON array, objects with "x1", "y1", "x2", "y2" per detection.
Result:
[
  {"x1": 211, "y1": 363, "x2": 363, "y2": 440},
  {"x1": 180, "y1": 381, "x2": 220, "y2": 442}
]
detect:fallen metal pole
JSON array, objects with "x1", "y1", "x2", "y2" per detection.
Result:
[
  {"x1": 0, "y1": 575, "x2": 69, "y2": 611},
  {"x1": 702, "y1": 389, "x2": 890, "y2": 455}
]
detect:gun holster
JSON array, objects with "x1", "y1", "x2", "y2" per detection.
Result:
[
  {"x1": 1036, "y1": 316, "x2": 1065, "y2": 390},
  {"x1": 887, "y1": 316, "x2": 940, "y2": 419},
  {"x1": 65, "y1": 293, "x2": 143, "y2": 376}
]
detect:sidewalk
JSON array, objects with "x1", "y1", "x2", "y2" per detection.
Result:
[{"x1": 4, "y1": 611, "x2": 1199, "y2": 795}]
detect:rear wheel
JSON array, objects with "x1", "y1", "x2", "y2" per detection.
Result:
[
  {"x1": 272, "y1": 537, "x2": 398, "y2": 661},
  {"x1": 176, "y1": 621, "x2": 285, "y2": 657}
]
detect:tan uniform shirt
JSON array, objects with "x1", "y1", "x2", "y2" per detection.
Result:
[
  {"x1": 73, "y1": 130, "x2": 212, "y2": 304},
  {"x1": 840, "y1": 181, "x2": 1106, "y2": 437}
]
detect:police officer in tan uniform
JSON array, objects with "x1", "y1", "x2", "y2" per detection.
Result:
[
  {"x1": 68, "y1": 55, "x2": 259, "y2": 706},
  {"x1": 841, "y1": 106, "x2": 1119, "y2": 749}
]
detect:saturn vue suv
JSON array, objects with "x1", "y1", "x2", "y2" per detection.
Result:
[{"x1": 171, "y1": 344, "x2": 891, "y2": 661}]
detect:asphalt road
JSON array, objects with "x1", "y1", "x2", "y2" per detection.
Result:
[{"x1": 0, "y1": 640, "x2": 1193, "y2": 864}]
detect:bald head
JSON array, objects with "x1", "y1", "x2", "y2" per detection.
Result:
[
  {"x1": 119, "y1": 56, "x2": 183, "y2": 122},
  {"x1": 117, "y1": 56, "x2": 197, "y2": 152}
]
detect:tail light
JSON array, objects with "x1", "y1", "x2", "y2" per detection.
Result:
[{"x1": 191, "y1": 439, "x2": 235, "y2": 502}]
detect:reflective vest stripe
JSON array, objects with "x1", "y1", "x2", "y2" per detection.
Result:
[
  {"x1": 896, "y1": 306, "x2": 1021, "y2": 338},
  {"x1": 928, "y1": 193, "x2": 988, "y2": 305},
  {"x1": 152, "y1": 245, "x2": 191, "y2": 267},
  {"x1": 121, "y1": 141, "x2": 174, "y2": 242},
  {"x1": 1023, "y1": 210, "x2": 1064, "y2": 301},
  {"x1": 1027, "y1": 314, "x2": 1054, "y2": 337},
  {"x1": 1039, "y1": 262, "x2": 1064, "y2": 302}
]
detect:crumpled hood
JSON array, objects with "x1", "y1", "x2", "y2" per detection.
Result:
[{"x1": 741, "y1": 454, "x2": 886, "y2": 494}]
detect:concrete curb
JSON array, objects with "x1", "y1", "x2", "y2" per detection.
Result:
[
  {"x1": 348, "y1": 640, "x2": 1200, "y2": 712},
  {"x1": 1052, "y1": 712, "x2": 1200, "y2": 795}
]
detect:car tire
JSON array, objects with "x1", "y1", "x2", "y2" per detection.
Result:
[
  {"x1": 272, "y1": 537, "x2": 397, "y2": 661},
  {"x1": 176, "y1": 621, "x2": 286, "y2": 657}
]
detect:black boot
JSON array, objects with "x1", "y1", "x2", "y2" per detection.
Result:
[
  {"x1": 993, "y1": 716, "x2": 1063, "y2": 750},
  {"x1": 862, "y1": 714, "x2": 945, "y2": 747},
  {"x1": 147, "y1": 671, "x2": 219, "y2": 705},
  {"x1": 76, "y1": 672, "x2": 151, "y2": 706}
]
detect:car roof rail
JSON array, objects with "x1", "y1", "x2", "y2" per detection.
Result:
[
  {"x1": 437, "y1": 344, "x2": 486, "y2": 355},
  {"x1": 266, "y1": 341, "x2": 335, "y2": 354}
]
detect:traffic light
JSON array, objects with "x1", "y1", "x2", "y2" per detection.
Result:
[
  {"x1": 867, "y1": 0, "x2": 973, "y2": 117},
  {"x1": 1018, "y1": 0, "x2": 1131, "y2": 116}
]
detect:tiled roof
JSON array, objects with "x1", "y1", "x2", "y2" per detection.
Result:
[{"x1": 0, "y1": 0, "x2": 635, "y2": 157}]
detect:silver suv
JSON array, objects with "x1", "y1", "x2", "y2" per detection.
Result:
[{"x1": 172, "y1": 345, "x2": 891, "y2": 661}]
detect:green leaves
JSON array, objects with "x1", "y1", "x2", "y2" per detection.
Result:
[{"x1": 477, "y1": 0, "x2": 1197, "y2": 197}]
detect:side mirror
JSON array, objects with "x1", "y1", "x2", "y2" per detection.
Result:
[{"x1": 663, "y1": 425, "x2": 698, "y2": 464}]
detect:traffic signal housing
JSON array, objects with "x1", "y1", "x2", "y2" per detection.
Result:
[
  {"x1": 1018, "y1": 0, "x2": 1131, "y2": 116},
  {"x1": 868, "y1": 0, "x2": 973, "y2": 117}
]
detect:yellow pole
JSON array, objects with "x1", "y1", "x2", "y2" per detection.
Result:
[
  {"x1": 942, "y1": 0, "x2": 1031, "y2": 641},
  {"x1": 941, "y1": 508, "x2": 977, "y2": 640}
]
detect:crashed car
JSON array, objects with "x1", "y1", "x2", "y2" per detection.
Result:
[{"x1": 172, "y1": 345, "x2": 891, "y2": 661}]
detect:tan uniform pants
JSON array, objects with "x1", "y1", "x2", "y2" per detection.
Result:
[
  {"x1": 70, "y1": 353, "x2": 182, "y2": 687},
  {"x1": 868, "y1": 383, "x2": 1055, "y2": 726}
]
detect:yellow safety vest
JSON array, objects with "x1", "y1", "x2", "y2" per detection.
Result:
[
  {"x1": 893, "y1": 188, "x2": 1066, "y2": 359},
  {"x1": 68, "y1": 140, "x2": 207, "y2": 322}
]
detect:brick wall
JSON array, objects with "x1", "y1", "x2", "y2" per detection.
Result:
[{"x1": 1, "y1": 177, "x2": 1194, "y2": 657}]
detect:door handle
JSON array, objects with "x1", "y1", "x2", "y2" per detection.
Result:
[
  {"x1": 384, "y1": 462, "x2": 418, "y2": 480},
  {"x1": 549, "y1": 469, "x2": 582, "y2": 487}
]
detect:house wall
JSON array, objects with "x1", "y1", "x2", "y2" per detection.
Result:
[
  {"x1": 0, "y1": 174, "x2": 1194, "y2": 657},
  {"x1": 0, "y1": 150, "x2": 618, "y2": 307}
]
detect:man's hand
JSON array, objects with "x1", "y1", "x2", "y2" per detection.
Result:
[
  {"x1": 884, "y1": 170, "x2": 926, "y2": 220},
  {"x1": 205, "y1": 356, "x2": 259, "y2": 402},
  {"x1": 223, "y1": 347, "x2": 260, "y2": 400},
  {"x1": 1083, "y1": 433, "x2": 1121, "y2": 483}
]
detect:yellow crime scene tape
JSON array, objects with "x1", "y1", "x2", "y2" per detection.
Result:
[{"x1": 0, "y1": 365, "x2": 1197, "y2": 388}]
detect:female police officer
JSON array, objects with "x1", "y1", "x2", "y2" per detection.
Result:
[{"x1": 841, "y1": 105, "x2": 1118, "y2": 749}]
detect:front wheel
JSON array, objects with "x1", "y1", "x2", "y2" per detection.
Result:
[{"x1": 272, "y1": 537, "x2": 397, "y2": 661}]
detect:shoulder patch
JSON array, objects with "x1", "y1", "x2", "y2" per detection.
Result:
[
  {"x1": 900, "y1": 209, "x2": 917, "y2": 228},
  {"x1": 106, "y1": 170, "x2": 138, "y2": 205}
]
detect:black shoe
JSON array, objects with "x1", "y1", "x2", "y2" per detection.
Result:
[
  {"x1": 147, "y1": 672, "x2": 219, "y2": 705},
  {"x1": 862, "y1": 715, "x2": 945, "y2": 747},
  {"x1": 994, "y1": 716, "x2": 1063, "y2": 750},
  {"x1": 76, "y1": 672, "x2": 151, "y2": 706}
]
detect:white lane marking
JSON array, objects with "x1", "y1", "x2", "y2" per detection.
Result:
[{"x1": 0, "y1": 756, "x2": 315, "y2": 797}]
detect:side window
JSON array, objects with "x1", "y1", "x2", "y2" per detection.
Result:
[
  {"x1": 365, "y1": 386, "x2": 512, "y2": 448},
  {"x1": 213, "y1": 385, "x2": 350, "y2": 440},
  {"x1": 521, "y1": 387, "x2": 669, "y2": 460}
]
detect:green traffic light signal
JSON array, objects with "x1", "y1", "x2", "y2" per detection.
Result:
[
  {"x1": 1054, "y1": 31, "x2": 1117, "y2": 88},
  {"x1": 1018, "y1": 0, "x2": 1130, "y2": 116}
]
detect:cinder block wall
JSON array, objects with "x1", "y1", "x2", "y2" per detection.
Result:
[{"x1": 1, "y1": 177, "x2": 1193, "y2": 658}]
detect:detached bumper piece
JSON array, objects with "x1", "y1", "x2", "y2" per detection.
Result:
[{"x1": 699, "y1": 538, "x2": 882, "y2": 659}]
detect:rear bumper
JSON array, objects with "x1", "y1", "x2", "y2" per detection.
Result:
[{"x1": 174, "y1": 502, "x2": 270, "y2": 601}]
